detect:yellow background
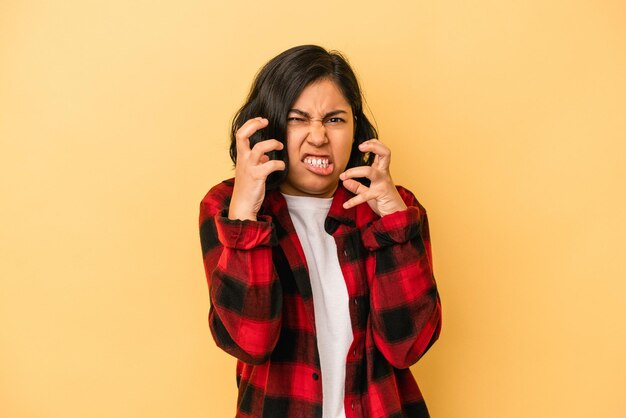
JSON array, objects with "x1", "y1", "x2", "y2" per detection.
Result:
[{"x1": 1, "y1": 0, "x2": 625, "y2": 417}]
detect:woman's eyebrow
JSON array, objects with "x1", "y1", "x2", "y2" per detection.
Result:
[
  {"x1": 288, "y1": 108, "x2": 348, "y2": 118},
  {"x1": 288, "y1": 109, "x2": 311, "y2": 118}
]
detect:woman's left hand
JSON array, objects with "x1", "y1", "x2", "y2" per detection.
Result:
[{"x1": 339, "y1": 139, "x2": 407, "y2": 217}]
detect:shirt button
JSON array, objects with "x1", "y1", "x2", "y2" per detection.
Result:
[
  {"x1": 353, "y1": 348, "x2": 357, "y2": 356},
  {"x1": 343, "y1": 249, "x2": 348, "y2": 257},
  {"x1": 353, "y1": 298, "x2": 358, "y2": 305},
  {"x1": 351, "y1": 400, "x2": 355, "y2": 410},
  {"x1": 312, "y1": 373, "x2": 319, "y2": 381}
]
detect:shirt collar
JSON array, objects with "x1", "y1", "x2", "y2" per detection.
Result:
[
  {"x1": 263, "y1": 182, "x2": 356, "y2": 233},
  {"x1": 326, "y1": 182, "x2": 356, "y2": 229}
]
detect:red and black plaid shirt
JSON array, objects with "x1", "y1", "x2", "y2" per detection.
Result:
[{"x1": 199, "y1": 179, "x2": 441, "y2": 418}]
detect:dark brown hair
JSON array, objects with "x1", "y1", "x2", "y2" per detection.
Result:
[{"x1": 230, "y1": 44, "x2": 377, "y2": 189}]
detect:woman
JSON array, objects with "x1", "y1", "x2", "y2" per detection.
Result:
[{"x1": 199, "y1": 45, "x2": 441, "y2": 418}]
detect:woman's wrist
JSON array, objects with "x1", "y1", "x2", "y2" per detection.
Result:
[
  {"x1": 228, "y1": 195, "x2": 257, "y2": 221},
  {"x1": 227, "y1": 205, "x2": 257, "y2": 221}
]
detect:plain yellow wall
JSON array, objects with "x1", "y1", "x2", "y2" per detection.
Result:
[{"x1": 1, "y1": 1, "x2": 625, "y2": 417}]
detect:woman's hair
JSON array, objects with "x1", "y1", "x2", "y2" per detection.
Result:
[{"x1": 230, "y1": 44, "x2": 378, "y2": 189}]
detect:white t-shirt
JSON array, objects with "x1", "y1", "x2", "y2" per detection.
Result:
[{"x1": 282, "y1": 193, "x2": 353, "y2": 418}]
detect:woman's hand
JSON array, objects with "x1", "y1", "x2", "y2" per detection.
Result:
[
  {"x1": 228, "y1": 117, "x2": 285, "y2": 221},
  {"x1": 339, "y1": 139, "x2": 407, "y2": 217}
]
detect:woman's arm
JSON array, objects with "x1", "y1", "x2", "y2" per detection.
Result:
[
  {"x1": 200, "y1": 182, "x2": 283, "y2": 365},
  {"x1": 199, "y1": 117, "x2": 286, "y2": 364},
  {"x1": 340, "y1": 139, "x2": 441, "y2": 368},
  {"x1": 360, "y1": 186, "x2": 442, "y2": 369}
]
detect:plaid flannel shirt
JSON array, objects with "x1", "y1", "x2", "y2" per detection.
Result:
[{"x1": 199, "y1": 178, "x2": 441, "y2": 418}]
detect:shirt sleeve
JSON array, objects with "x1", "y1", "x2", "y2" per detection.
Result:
[
  {"x1": 360, "y1": 186, "x2": 442, "y2": 369},
  {"x1": 199, "y1": 186, "x2": 282, "y2": 365}
]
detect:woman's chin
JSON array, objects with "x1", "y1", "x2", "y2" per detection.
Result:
[{"x1": 280, "y1": 177, "x2": 340, "y2": 198}]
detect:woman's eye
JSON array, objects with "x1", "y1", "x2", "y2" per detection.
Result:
[
  {"x1": 287, "y1": 117, "x2": 306, "y2": 123},
  {"x1": 326, "y1": 117, "x2": 345, "y2": 124}
]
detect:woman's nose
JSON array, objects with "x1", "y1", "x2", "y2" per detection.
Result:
[{"x1": 306, "y1": 121, "x2": 328, "y2": 146}]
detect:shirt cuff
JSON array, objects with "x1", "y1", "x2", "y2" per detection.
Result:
[
  {"x1": 361, "y1": 206, "x2": 423, "y2": 251},
  {"x1": 215, "y1": 210, "x2": 276, "y2": 249}
]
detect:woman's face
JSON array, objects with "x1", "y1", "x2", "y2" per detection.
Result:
[{"x1": 279, "y1": 78, "x2": 355, "y2": 198}]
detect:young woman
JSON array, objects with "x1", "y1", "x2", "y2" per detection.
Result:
[{"x1": 199, "y1": 45, "x2": 441, "y2": 418}]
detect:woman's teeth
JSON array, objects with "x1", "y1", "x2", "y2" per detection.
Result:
[{"x1": 304, "y1": 157, "x2": 329, "y2": 168}]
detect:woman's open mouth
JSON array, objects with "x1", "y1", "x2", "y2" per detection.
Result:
[{"x1": 302, "y1": 155, "x2": 334, "y2": 175}]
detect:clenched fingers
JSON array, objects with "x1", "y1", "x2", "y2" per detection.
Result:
[
  {"x1": 235, "y1": 117, "x2": 269, "y2": 155},
  {"x1": 240, "y1": 139, "x2": 285, "y2": 180},
  {"x1": 340, "y1": 166, "x2": 372, "y2": 182},
  {"x1": 249, "y1": 139, "x2": 284, "y2": 162},
  {"x1": 258, "y1": 159, "x2": 286, "y2": 177},
  {"x1": 358, "y1": 139, "x2": 391, "y2": 170},
  {"x1": 341, "y1": 179, "x2": 371, "y2": 209}
]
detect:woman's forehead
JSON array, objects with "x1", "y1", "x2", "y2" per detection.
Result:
[{"x1": 291, "y1": 79, "x2": 351, "y2": 112}]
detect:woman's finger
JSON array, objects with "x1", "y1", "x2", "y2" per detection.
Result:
[
  {"x1": 342, "y1": 178, "x2": 373, "y2": 210},
  {"x1": 258, "y1": 159, "x2": 286, "y2": 176},
  {"x1": 341, "y1": 178, "x2": 369, "y2": 196},
  {"x1": 340, "y1": 166, "x2": 372, "y2": 181},
  {"x1": 249, "y1": 139, "x2": 284, "y2": 162},
  {"x1": 358, "y1": 139, "x2": 391, "y2": 170},
  {"x1": 358, "y1": 139, "x2": 389, "y2": 154},
  {"x1": 235, "y1": 117, "x2": 268, "y2": 155},
  {"x1": 342, "y1": 191, "x2": 372, "y2": 210}
]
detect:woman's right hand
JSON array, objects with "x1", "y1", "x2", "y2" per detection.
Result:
[{"x1": 228, "y1": 117, "x2": 286, "y2": 221}]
